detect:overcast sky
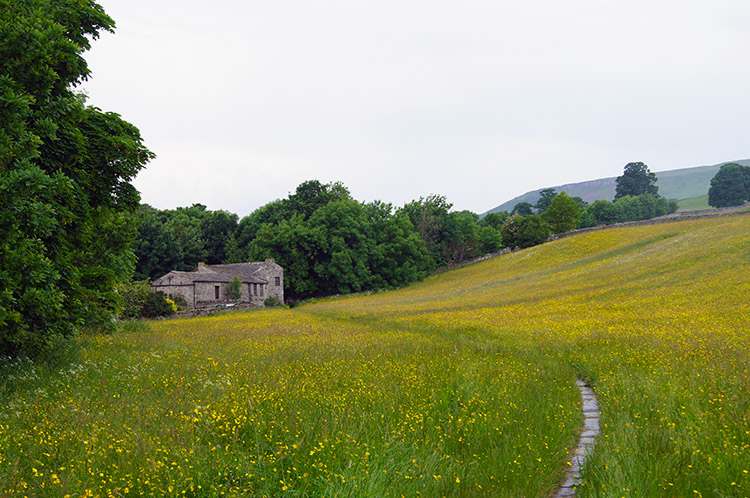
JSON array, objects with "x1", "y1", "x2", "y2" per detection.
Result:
[{"x1": 81, "y1": 0, "x2": 750, "y2": 216}]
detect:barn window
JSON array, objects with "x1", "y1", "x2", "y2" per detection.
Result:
[
  {"x1": 260, "y1": 285, "x2": 264, "y2": 297},
  {"x1": 275, "y1": 277, "x2": 280, "y2": 286},
  {"x1": 214, "y1": 285, "x2": 220, "y2": 299},
  {"x1": 253, "y1": 283, "x2": 258, "y2": 296}
]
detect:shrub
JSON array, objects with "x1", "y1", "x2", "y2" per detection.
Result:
[
  {"x1": 228, "y1": 276, "x2": 242, "y2": 300},
  {"x1": 264, "y1": 296, "x2": 284, "y2": 307},
  {"x1": 171, "y1": 293, "x2": 188, "y2": 310},
  {"x1": 501, "y1": 214, "x2": 551, "y2": 249},
  {"x1": 141, "y1": 291, "x2": 175, "y2": 318},
  {"x1": 118, "y1": 280, "x2": 152, "y2": 319},
  {"x1": 165, "y1": 298, "x2": 177, "y2": 313}
]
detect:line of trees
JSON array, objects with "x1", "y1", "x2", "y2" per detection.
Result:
[
  {"x1": 134, "y1": 163, "x2": 678, "y2": 304},
  {"x1": 134, "y1": 181, "x2": 507, "y2": 302},
  {"x1": 498, "y1": 162, "x2": 679, "y2": 248}
]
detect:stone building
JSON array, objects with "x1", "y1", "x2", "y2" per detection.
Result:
[{"x1": 151, "y1": 259, "x2": 284, "y2": 308}]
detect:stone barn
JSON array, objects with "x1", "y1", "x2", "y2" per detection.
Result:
[{"x1": 151, "y1": 259, "x2": 284, "y2": 308}]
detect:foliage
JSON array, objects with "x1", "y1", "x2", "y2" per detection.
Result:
[
  {"x1": 542, "y1": 192, "x2": 581, "y2": 234},
  {"x1": 614, "y1": 161, "x2": 658, "y2": 199},
  {"x1": 399, "y1": 194, "x2": 453, "y2": 259},
  {"x1": 582, "y1": 193, "x2": 677, "y2": 226},
  {"x1": 708, "y1": 162, "x2": 750, "y2": 208},
  {"x1": 171, "y1": 293, "x2": 188, "y2": 310},
  {"x1": 227, "y1": 276, "x2": 242, "y2": 300},
  {"x1": 0, "y1": 0, "x2": 153, "y2": 356},
  {"x1": 587, "y1": 199, "x2": 622, "y2": 225},
  {"x1": 132, "y1": 206, "x2": 183, "y2": 280},
  {"x1": 250, "y1": 198, "x2": 431, "y2": 300},
  {"x1": 165, "y1": 298, "x2": 177, "y2": 313},
  {"x1": 480, "y1": 211, "x2": 509, "y2": 230},
  {"x1": 140, "y1": 291, "x2": 175, "y2": 318},
  {"x1": 118, "y1": 281, "x2": 177, "y2": 318},
  {"x1": 222, "y1": 233, "x2": 245, "y2": 264},
  {"x1": 201, "y1": 210, "x2": 239, "y2": 265},
  {"x1": 478, "y1": 225, "x2": 504, "y2": 253},
  {"x1": 511, "y1": 201, "x2": 534, "y2": 216},
  {"x1": 400, "y1": 196, "x2": 502, "y2": 267},
  {"x1": 117, "y1": 280, "x2": 151, "y2": 319},
  {"x1": 576, "y1": 206, "x2": 597, "y2": 229},
  {"x1": 134, "y1": 182, "x2": 502, "y2": 301},
  {"x1": 133, "y1": 204, "x2": 214, "y2": 280},
  {"x1": 263, "y1": 295, "x2": 283, "y2": 307},
  {"x1": 236, "y1": 180, "x2": 352, "y2": 248},
  {"x1": 501, "y1": 213, "x2": 551, "y2": 249},
  {"x1": 534, "y1": 188, "x2": 557, "y2": 213}
]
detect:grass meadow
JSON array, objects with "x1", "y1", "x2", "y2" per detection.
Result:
[
  {"x1": 677, "y1": 194, "x2": 710, "y2": 210},
  {"x1": 1, "y1": 214, "x2": 748, "y2": 497}
]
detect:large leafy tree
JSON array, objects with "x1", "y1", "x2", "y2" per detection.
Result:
[
  {"x1": 543, "y1": 192, "x2": 581, "y2": 234},
  {"x1": 201, "y1": 210, "x2": 238, "y2": 264},
  {"x1": 511, "y1": 202, "x2": 534, "y2": 216},
  {"x1": 708, "y1": 163, "x2": 749, "y2": 208},
  {"x1": 500, "y1": 214, "x2": 550, "y2": 249},
  {"x1": 534, "y1": 188, "x2": 557, "y2": 213},
  {"x1": 398, "y1": 195, "x2": 498, "y2": 267},
  {"x1": 399, "y1": 194, "x2": 452, "y2": 259},
  {"x1": 249, "y1": 198, "x2": 431, "y2": 301},
  {"x1": 615, "y1": 162, "x2": 658, "y2": 199},
  {"x1": 0, "y1": 0, "x2": 153, "y2": 355}
]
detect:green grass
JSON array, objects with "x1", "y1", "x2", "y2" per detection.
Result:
[
  {"x1": 1, "y1": 215, "x2": 748, "y2": 497},
  {"x1": 677, "y1": 194, "x2": 710, "y2": 210}
]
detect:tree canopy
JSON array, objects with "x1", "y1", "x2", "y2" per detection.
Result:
[
  {"x1": 511, "y1": 202, "x2": 534, "y2": 216},
  {"x1": 615, "y1": 162, "x2": 659, "y2": 199},
  {"x1": 535, "y1": 188, "x2": 557, "y2": 213},
  {"x1": 500, "y1": 214, "x2": 550, "y2": 249},
  {"x1": 543, "y1": 192, "x2": 581, "y2": 234},
  {"x1": 248, "y1": 197, "x2": 433, "y2": 300},
  {"x1": 132, "y1": 183, "x2": 507, "y2": 303},
  {"x1": 708, "y1": 163, "x2": 750, "y2": 208},
  {"x1": 0, "y1": 0, "x2": 153, "y2": 356}
]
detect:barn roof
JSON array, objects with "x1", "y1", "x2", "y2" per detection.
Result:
[{"x1": 153, "y1": 262, "x2": 269, "y2": 286}]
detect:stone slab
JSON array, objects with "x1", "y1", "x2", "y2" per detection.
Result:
[
  {"x1": 581, "y1": 428, "x2": 599, "y2": 438},
  {"x1": 554, "y1": 379, "x2": 600, "y2": 498}
]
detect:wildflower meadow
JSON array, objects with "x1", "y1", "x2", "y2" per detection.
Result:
[{"x1": 1, "y1": 214, "x2": 748, "y2": 497}]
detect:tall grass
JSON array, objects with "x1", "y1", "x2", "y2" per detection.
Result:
[
  {"x1": 0, "y1": 215, "x2": 748, "y2": 497},
  {"x1": 307, "y1": 215, "x2": 750, "y2": 497}
]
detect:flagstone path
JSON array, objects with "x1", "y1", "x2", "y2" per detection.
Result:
[{"x1": 554, "y1": 380, "x2": 600, "y2": 497}]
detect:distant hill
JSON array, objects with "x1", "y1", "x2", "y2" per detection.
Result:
[{"x1": 484, "y1": 159, "x2": 750, "y2": 215}]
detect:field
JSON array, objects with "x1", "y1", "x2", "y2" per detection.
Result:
[
  {"x1": 1, "y1": 215, "x2": 749, "y2": 497},
  {"x1": 677, "y1": 194, "x2": 711, "y2": 210}
]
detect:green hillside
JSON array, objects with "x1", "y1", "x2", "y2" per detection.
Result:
[
  {"x1": 485, "y1": 159, "x2": 750, "y2": 214},
  {"x1": 677, "y1": 194, "x2": 710, "y2": 210},
  {"x1": 1, "y1": 214, "x2": 748, "y2": 497}
]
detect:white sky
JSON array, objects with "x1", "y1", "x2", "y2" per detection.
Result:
[{"x1": 81, "y1": 0, "x2": 750, "y2": 216}]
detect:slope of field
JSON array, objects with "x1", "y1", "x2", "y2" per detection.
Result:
[
  {"x1": 485, "y1": 159, "x2": 750, "y2": 214},
  {"x1": 304, "y1": 213, "x2": 750, "y2": 496},
  {"x1": 677, "y1": 194, "x2": 710, "y2": 210},
  {"x1": 1, "y1": 215, "x2": 748, "y2": 497}
]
